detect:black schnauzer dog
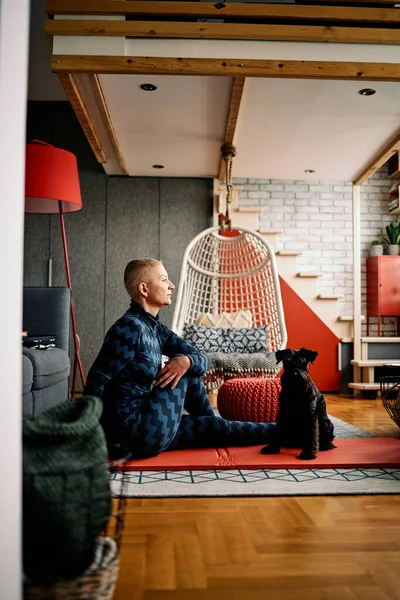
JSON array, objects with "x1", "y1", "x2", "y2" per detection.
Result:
[{"x1": 261, "y1": 348, "x2": 336, "y2": 460}]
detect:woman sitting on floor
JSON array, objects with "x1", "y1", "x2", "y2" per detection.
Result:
[{"x1": 84, "y1": 258, "x2": 275, "y2": 458}]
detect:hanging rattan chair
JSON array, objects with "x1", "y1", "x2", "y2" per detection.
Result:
[{"x1": 171, "y1": 225, "x2": 287, "y2": 390}]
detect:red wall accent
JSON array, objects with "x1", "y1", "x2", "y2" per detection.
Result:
[{"x1": 279, "y1": 276, "x2": 341, "y2": 392}]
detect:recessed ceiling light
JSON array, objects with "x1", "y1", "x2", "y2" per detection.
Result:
[
  {"x1": 140, "y1": 83, "x2": 157, "y2": 91},
  {"x1": 304, "y1": 169, "x2": 315, "y2": 174},
  {"x1": 152, "y1": 164, "x2": 164, "y2": 169},
  {"x1": 358, "y1": 88, "x2": 376, "y2": 96}
]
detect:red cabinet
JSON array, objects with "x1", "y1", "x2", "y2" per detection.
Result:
[{"x1": 367, "y1": 256, "x2": 400, "y2": 336}]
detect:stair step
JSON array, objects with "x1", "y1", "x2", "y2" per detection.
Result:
[
  {"x1": 317, "y1": 294, "x2": 344, "y2": 300},
  {"x1": 258, "y1": 229, "x2": 282, "y2": 235},
  {"x1": 348, "y1": 382, "x2": 380, "y2": 391},
  {"x1": 351, "y1": 359, "x2": 400, "y2": 367},
  {"x1": 361, "y1": 337, "x2": 400, "y2": 343},
  {"x1": 296, "y1": 272, "x2": 321, "y2": 278},
  {"x1": 234, "y1": 207, "x2": 262, "y2": 214},
  {"x1": 276, "y1": 250, "x2": 301, "y2": 257},
  {"x1": 338, "y1": 315, "x2": 366, "y2": 322}
]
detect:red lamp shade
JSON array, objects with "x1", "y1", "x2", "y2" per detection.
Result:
[
  {"x1": 25, "y1": 141, "x2": 82, "y2": 214},
  {"x1": 24, "y1": 140, "x2": 86, "y2": 397}
]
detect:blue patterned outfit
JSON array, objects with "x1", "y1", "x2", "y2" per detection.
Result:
[{"x1": 84, "y1": 301, "x2": 275, "y2": 458}]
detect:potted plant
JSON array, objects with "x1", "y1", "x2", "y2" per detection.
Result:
[
  {"x1": 383, "y1": 221, "x2": 400, "y2": 255},
  {"x1": 370, "y1": 239, "x2": 384, "y2": 257}
]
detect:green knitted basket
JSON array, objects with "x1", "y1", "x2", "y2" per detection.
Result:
[{"x1": 25, "y1": 554, "x2": 119, "y2": 600}]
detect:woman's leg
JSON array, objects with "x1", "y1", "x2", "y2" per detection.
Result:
[
  {"x1": 127, "y1": 375, "x2": 195, "y2": 457},
  {"x1": 125, "y1": 375, "x2": 275, "y2": 457},
  {"x1": 167, "y1": 414, "x2": 275, "y2": 451},
  {"x1": 183, "y1": 376, "x2": 215, "y2": 417}
]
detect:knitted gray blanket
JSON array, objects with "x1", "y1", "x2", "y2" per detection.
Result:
[
  {"x1": 206, "y1": 351, "x2": 278, "y2": 374},
  {"x1": 23, "y1": 396, "x2": 112, "y2": 583},
  {"x1": 204, "y1": 352, "x2": 279, "y2": 391}
]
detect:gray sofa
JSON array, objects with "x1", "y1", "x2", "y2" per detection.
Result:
[{"x1": 22, "y1": 287, "x2": 71, "y2": 415}]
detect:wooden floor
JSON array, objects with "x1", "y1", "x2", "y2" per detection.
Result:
[{"x1": 113, "y1": 395, "x2": 400, "y2": 600}]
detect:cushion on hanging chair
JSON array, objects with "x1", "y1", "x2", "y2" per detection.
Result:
[
  {"x1": 196, "y1": 309, "x2": 253, "y2": 328},
  {"x1": 182, "y1": 323, "x2": 269, "y2": 354},
  {"x1": 206, "y1": 351, "x2": 278, "y2": 374},
  {"x1": 203, "y1": 351, "x2": 280, "y2": 392}
]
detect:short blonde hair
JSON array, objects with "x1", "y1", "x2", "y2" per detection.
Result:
[{"x1": 124, "y1": 258, "x2": 161, "y2": 299}]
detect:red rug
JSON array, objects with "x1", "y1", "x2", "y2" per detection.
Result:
[{"x1": 119, "y1": 438, "x2": 400, "y2": 471}]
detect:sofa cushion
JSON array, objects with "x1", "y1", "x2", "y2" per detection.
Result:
[
  {"x1": 32, "y1": 381, "x2": 69, "y2": 415},
  {"x1": 23, "y1": 347, "x2": 70, "y2": 390},
  {"x1": 23, "y1": 354, "x2": 33, "y2": 395}
]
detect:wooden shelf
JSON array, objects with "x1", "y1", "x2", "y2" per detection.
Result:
[
  {"x1": 348, "y1": 382, "x2": 380, "y2": 391},
  {"x1": 388, "y1": 150, "x2": 400, "y2": 179},
  {"x1": 388, "y1": 180, "x2": 400, "y2": 214},
  {"x1": 361, "y1": 336, "x2": 400, "y2": 342},
  {"x1": 351, "y1": 359, "x2": 400, "y2": 367}
]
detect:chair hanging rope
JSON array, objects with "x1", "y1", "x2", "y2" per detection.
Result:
[{"x1": 221, "y1": 143, "x2": 237, "y2": 231}]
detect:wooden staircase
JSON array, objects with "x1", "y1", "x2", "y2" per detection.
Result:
[{"x1": 216, "y1": 185, "x2": 355, "y2": 340}]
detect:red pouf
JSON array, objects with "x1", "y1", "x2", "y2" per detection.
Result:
[{"x1": 217, "y1": 377, "x2": 281, "y2": 423}]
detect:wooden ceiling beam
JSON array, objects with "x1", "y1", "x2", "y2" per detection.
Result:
[
  {"x1": 45, "y1": 20, "x2": 400, "y2": 44},
  {"x1": 46, "y1": 0, "x2": 400, "y2": 17},
  {"x1": 89, "y1": 74, "x2": 129, "y2": 176},
  {"x1": 219, "y1": 77, "x2": 246, "y2": 181},
  {"x1": 52, "y1": 56, "x2": 400, "y2": 82},
  {"x1": 353, "y1": 131, "x2": 400, "y2": 185},
  {"x1": 57, "y1": 73, "x2": 106, "y2": 164}
]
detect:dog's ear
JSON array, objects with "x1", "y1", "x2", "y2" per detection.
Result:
[
  {"x1": 299, "y1": 348, "x2": 318, "y2": 363},
  {"x1": 275, "y1": 349, "x2": 292, "y2": 363}
]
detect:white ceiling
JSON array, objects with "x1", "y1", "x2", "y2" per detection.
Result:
[
  {"x1": 99, "y1": 74, "x2": 232, "y2": 178},
  {"x1": 28, "y1": 0, "x2": 400, "y2": 182},
  {"x1": 235, "y1": 78, "x2": 400, "y2": 181},
  {"x1": 99, "y1": 74, "x2": 400, "y2": 181}
]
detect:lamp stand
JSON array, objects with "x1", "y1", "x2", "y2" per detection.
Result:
[{"x1": 58, "y1": 201, "x2": 86, "y2": 398}]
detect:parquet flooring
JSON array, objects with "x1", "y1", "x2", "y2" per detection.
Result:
[{"x1": 113, "y1": 394, "x2": 400, "y2": 600}]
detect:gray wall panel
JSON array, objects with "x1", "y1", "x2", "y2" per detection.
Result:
[
  {"x1": 48, "y1": 215, "x2": 66, "y2": 288},
  {"x1": 71, "y1": 172, "x2": 107, "y2": 375},
  {"x1": 105, "y1": 177, "x2": 160, "y2": 330},
  {"x1": 48, "y1": 172, "x2": 107, "y2": 375},
  {"x1": 23, "y1": 215, "x2": 50, "y2": 286},
  {"x1": 160, "y1": 178, "x2": 213, "y2": 327}
]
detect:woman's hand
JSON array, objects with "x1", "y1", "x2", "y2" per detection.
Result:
[{"x1": 156, "y1": 356, "x2": 191, "y2": 389}]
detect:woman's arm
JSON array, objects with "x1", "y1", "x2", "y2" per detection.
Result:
[
  {"x1": 84, "y1": 321, "x2": 140, "y2": 399},
  {"x1": 160, "y1": 325, "x2": 208, "y2": 376}
]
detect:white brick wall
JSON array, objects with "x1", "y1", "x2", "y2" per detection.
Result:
[{"x1": 235, "y1": 168, "x2": 398, "y2": 336}]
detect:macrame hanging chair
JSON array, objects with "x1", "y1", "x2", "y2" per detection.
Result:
[{"x1": 171, "y1": 144, "x2": 287, "y2": 390}]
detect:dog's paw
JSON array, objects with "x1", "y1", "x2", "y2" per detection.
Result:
[
  {"x1": 298, "y1": 451, "x2": 317, "y2": 460},
  {"x1": 320, "y1": 442, "x2": 336, "y2": 451},
  {"x1": 260, "y1": 445, "x2": 280, "y2": 455}
]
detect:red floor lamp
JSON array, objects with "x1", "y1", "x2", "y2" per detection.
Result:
[{"x1": 24, "y1": 140, "x2": 86, "y2": 398}]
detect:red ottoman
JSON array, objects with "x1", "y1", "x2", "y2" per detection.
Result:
[{"x1": 217, "y1": 377, "x2": 281, "y2": 423}]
